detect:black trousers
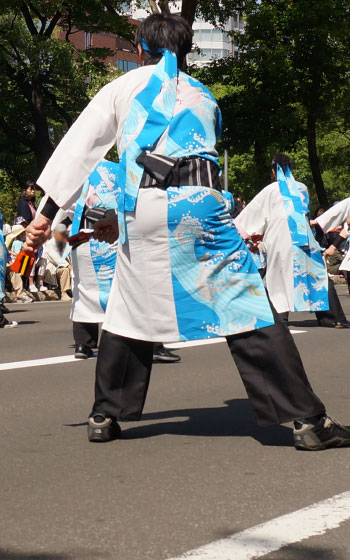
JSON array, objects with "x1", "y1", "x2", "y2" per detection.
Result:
[
  {"x1": 279, "y1": 278, "x2": 346, "y2": 326},
  {"x1": 91, "y1": 302, "x2": 325, "y2": 427},
  {"x1": 73, "y1": 321, "x2": 99, "y2": 349},
  {"x1": 0, "y1": 309, "x2": 6, "y2": 327}
]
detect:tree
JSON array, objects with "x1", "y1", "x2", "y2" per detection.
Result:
[
  {"x1": 211, "y1": 0, "x2": 350, "y2": 207},
  {"x1": 0, "y1": 1, "x2": 132, "y2": 180},
  {"x1": 141, "y1": 0, "x2": 245, "y2": 28}
]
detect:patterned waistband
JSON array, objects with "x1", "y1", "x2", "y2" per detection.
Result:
[{"x1": 137, "y1": 152, "x2": 222, "y2": 191}]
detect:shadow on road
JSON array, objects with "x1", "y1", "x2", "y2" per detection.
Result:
[
  {"x1": 288, "y1": 319, "x2": 320, "y2": 328},
  {"x1": 0, "y1": 549, "x2": 105, "y2": 560},
  {"x1": 119, "y1": 399, "x2": 294, "y2": 447},
  {"x1": 249, "y1": 543, "x2": 345, "y2": 559}
]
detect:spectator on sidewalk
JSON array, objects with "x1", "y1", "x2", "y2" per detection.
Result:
[
  {"x1": 17, "y1": 181, "x2": 37, "y2": 225},
  {"x1": 5, "y1": 225, "x2": 32, "y2": 304},
  {"x1": 43, "y1": 224, "x2": 72, "y2": 301}
]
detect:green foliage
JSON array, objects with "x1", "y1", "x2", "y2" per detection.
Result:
[
  {"x1": 0, "y1": 0, "x2": 132, "y2": 187},
  {"x1": 196, "y1": 0, "x2": 350, "y2": 207}
]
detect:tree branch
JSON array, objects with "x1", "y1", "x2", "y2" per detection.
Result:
[
  {"x1": 20, "y1": 3, "x2": 38, "y2": 36},
  {"x1": 27, "y1": 1, "x2": 47, "y2": 33},
  {"x1": 43, "y1": 11, "x2": 62, "y2": 38}
]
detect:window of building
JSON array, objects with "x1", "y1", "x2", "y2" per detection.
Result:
[
  {"x1": 212, "y1": 29, "x2": 224, "y2": 42},
  {"x1": 200, "y1": 29, "x2": 212, "y2": 41},
  {"x1": 116, "y1": 59, "x2": 141, "y2": 72}
]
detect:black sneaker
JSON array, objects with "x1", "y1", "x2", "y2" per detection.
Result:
[
  {"x1": 74, "y1": 345, "x2": 94, "y2": 359},
  {"x1": 88, "y1": 415, "x2": 121, "y2": 443},
  {"x1": 153, "y1": 344, "x2": 181, "y2": 363},
  {"x1": 334, "y1": 320, "x2": 350, "y2": 329},
  {"x1": 294, "y1": 416, "x2": 350, "y2": 451}
]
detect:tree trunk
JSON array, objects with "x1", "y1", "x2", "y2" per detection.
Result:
[
  {"x1": 306, "y1": 113, "x2": 329, "y2": 208},
  {"x1": 31, "y1": 80, "x2": 54, "y2": 174},
  {"x1": 181, "y1": 0, "x2": 197, "y2": 27}
]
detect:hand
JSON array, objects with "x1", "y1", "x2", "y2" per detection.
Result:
[
  {"x1": 323, "y1": 245, "x2": 336, "y2": 257},
  {"x1": 93, "y1": 216, "x2": 119, "y2": 244},
  {"x1": 23, "y1": 214, "x2": 52, "y2": 254},
  {"x1": 310, "y1": 219, "x2": 317, "y2": 226}
]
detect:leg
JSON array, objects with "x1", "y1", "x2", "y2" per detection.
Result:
[
  {"x1": 73, "y1": 321, "x2": 99, "y2": 358},
  {"x1": 56, "y1": 267, "x2": 71, "y2": 300},
  {"x1": 7, "y1": 269, "x2": 24, "y2": 299},
  {"x1": 278, "y1": 311, "x2": 289, "y2": 324},
  {"x1": 91, "y1": 331, "x2": 154, "y2": 421},
  {"x1": 226, "y1": 300, "x2": 326, "y2": 427},
  {"x1": 73, "y1": 321, "x2": 99, "y2": 348},
  {"x1": 316, "y1": 278, "x2": 346, "y2": 326}
]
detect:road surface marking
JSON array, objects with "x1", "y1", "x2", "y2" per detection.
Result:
[
  {"x1": 166, "y1": 491, "x2": 350, "y2": 560},
  {"x1": 0, "y1": 331, "x2": 306, "y2": 371},
  {"x1": 0, "y1": 354, "x2": 84, "y2": 371}
]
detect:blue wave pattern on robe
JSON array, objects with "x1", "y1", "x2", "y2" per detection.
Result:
[
  {"x1": 0, "y1": 210, "x2": 6, "y2": 301},
  {"x1": 167, "y1": 187, "x2": 274, "y2": 340},
  {"x1": 278, "y1": 168, "x2": 329, "y2": 312},
  {"x1": 118, "y1": 60, "x2": 274, "y2": 337},
  {"x1": 71, "y1": 161, "x2": 120, "y2": 312}
]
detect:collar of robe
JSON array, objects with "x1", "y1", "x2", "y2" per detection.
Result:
[
  {"x1": 277, "y1": 164, "x2": 309, "y2": 249},
  {"x1": 117, "y1": 41, "x2": 178, "y2": 243}
]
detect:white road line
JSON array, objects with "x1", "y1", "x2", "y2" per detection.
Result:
[
  {"x1": 166, "y1": 491, "x2": 350, "y2": 560},
  {"x1": 0, "y1": 354, "x2": 84, "y2": 371},
  {"x1": 0, "y1": 330, "x2": 307, "y2": 371},
  {"x1": 166, "y1": 330, "x2": 306, "y2": 350}
]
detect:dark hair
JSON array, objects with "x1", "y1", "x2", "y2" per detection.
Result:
[
  {"x1": 20, "y1": 180, "x2": 36, "y2": 199},
  {"x1": 271, "y1": 153, "x2": 294, "y2": 174},
  {"x1": 135, "y1": 14, "x2": 193, "y2": 69}
]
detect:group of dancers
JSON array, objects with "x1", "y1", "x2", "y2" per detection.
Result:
[{"x1": 22, "y1": 13, "x2": 349, "y2": 450}]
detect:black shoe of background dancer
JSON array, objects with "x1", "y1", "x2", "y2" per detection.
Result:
[
  {"x1": 294, "y1": 416, "x2": 350, "y2": 451},
  {"x1": 74, "y1": 344, "x2": 94, "y2": 359},
  {"x1": 153, "y1": 344, "x2": 181, "y2": 363},
  {"x1": 334, "y1": 320, "x2": 350, "y2": 329},
  {"x1": 0, "y1": 302, "x2": 10, "y2": 314},
  {"x1": 88, "y1": 415, "x2": 121, "y2": 443}
]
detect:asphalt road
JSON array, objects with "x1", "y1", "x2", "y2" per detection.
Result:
[{"x1": 0, "y1": 287, "x2": 350, "y2": 560}]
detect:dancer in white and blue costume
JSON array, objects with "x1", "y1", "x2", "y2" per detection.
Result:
[
  {"x1": 31, "y1": 15, "x2": 350, "y2": 449},
  {"x1": 69, "y1": 160, "x2": 119, "y2": 357},
  {"x1": 237, "y1": 154, "x2": 348, "y2": 328}
]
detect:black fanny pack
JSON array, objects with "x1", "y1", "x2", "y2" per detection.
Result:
[
  {"x1": 80, "y1": 207, "x2": 116, "y2": 230},
  {"x1": 136, "y1": 152, "x2": 222, "y2": 191}
]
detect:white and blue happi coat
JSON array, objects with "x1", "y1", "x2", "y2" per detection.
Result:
[
  {"x1": 70, "y1": 161, "x2": 119, "y2": 323},
  {"x1": 0, "y1": 210, "x2": 6, "y2": 302},
  {"x1": 37, "y1": 60, "x2": 274, "y2": 341},
  {"x1": 237, "y1": 172, "x2": 329, "y2": 314}
]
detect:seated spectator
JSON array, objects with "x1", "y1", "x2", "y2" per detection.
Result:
[
  {"x1": 28, "y1": 246, "x2": 48, "y2": 293},
  {"x1": 43, "y1": 224, "x2": 72, "y2": 301},
  {"x1": 13, "y1": 216, "x2": 28, "y2": 228},
  {"x1": 17, "y1": 181, "x2": 37, "y2": 225},
  {"x1": 5, "y1": 225, "x2": 32, "y2": 303}
]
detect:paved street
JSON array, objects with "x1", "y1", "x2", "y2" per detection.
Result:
[{"x1": 0, "y1": 287, "x2": 349, "y2": 560}]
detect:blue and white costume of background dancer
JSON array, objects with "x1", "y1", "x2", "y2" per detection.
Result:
[
  {"x1": 0, "y1": 210, "x2": 7, "y2": 303},
  {"x1": 236, "y1": 167, "x2": 329, "y2": 314},
  {"x1": 69, "y1": 160, "x2": 119, "y2": 324},
  {"x1": 37, "y1": 47, "x2": 274, "y2": 341}
]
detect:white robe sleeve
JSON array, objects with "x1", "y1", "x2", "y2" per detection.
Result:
[
  {"x1": 316, "y1": 198, "x2": 350, "y2": 232},
  {"x1": 37, "y1": 81, "x2": 119, "y2": 210},
  {"x1": 235, "y1": 195, "x2": 268, "y2": 237}
]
